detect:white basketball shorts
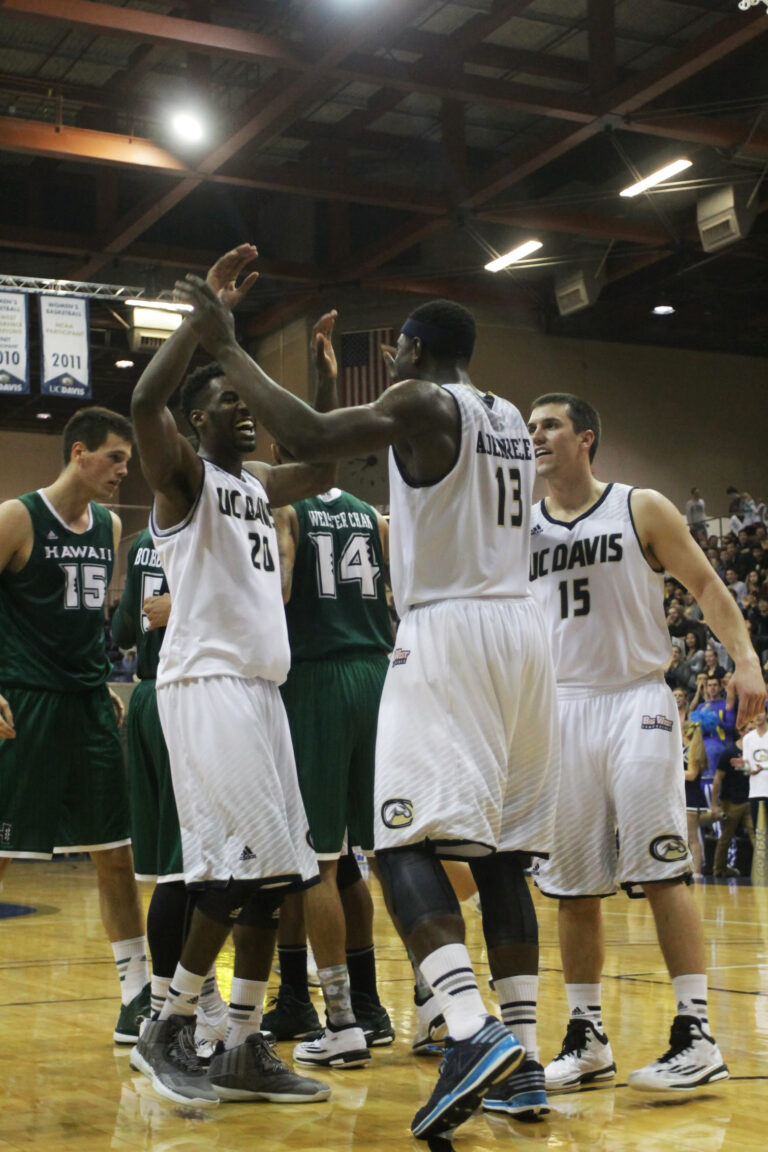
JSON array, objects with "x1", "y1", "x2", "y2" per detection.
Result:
[
  {"x1": 157, "y1": 675, "x2": 318, "y2": 887},
  {"x1": 374, "y1": 596, "x2": 560, "y2": 857},
  {"x1": 535, "y1": 675, "x2": 690, "y2": 897}
]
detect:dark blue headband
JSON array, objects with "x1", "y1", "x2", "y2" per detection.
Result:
[{"x1": 401, "y1": 316, "x2": 475, "y2": 360}]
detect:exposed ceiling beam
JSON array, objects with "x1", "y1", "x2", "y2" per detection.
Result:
[
  {"x1": 393, "y1": 27, "x2": 588, "y2": 85},
  {"x1": 0, "y1": 114, "x2": 186, "y2": 171},
  {"x1": 70, "y1": 0, "x2": 436, "y2": 279},
  {"x1": 0, "y1": 0, "x2": 307, "y2": 68}
]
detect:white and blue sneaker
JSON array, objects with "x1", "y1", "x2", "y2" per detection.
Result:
[
  {"x1": 483, "y1": 1057, "x2": 550, "y2": 1119},
  {"x1": 411, "y1": 1016, "x2": 523, "y2": 1140}
]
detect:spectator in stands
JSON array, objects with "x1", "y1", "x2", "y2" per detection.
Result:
[
  {"x1": 685, "y1": 488, "x2": 707, "y2": 536},
  {"x1": 703, "y1": 643, "x2": 726, "y2": 681},
  {"x1": 680, "y1": 632, "x2": 706, "y2": 692},
  {"x1": 725, "y1": 568, "x2": 747, "y2": 602},
  {"x1": 735, "y1": 530, "x2": 756, "y2": 579},
  {"x1": 666, "y1": 602, "x2": 689, "y2": 641},
  {"x1": 710, "y1": 730, "x2": 754, "y2": 879},
  {"x1": 691, "y1": 676, "x2": 737, "y2": 797},
  {"x1": 665, "y1": 646, "x2": 689, "y2": 692}
]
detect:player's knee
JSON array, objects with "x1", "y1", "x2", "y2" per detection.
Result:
[
  {"x1": 194, "y1": 880, "x2": 281, "y2": 927},
  {"x1": 376, "y1": 847, "x2": 461, "y2": 936},
  {"x1": 336, "y1": 851, "x2": 362, "y2": 891},
  {"x1": 470, "y1": 852, "x2": 538, "y2": 947}
]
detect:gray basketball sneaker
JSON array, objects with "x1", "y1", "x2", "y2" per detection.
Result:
[
  {"x1": 209, "y1": 1032, "x2": 331, "y2": 1102},
  {"x1": 130, "y1": 1013, "x2": 219, "y2": 1107}
]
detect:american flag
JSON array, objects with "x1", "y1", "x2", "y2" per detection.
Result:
[{"x1": 340, "y1": 329, "x2": 394, "y2": 407}]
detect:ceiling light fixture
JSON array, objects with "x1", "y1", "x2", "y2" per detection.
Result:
[
  {"x1": 115, "y1": 359, "x2": 135, "y2": 369},
  {"x1": 36, "y1": 411, "x2": 52, "y2": 420},
  {"x1": 170, "y1": 110, "x2": 205, "y2": 144},
  {"x1": 652, "y1": 303, "x2": 675, "y2": 315},
  {"x1": 485, "y1": 240, "x2": 543, "y2": 272},
  {"x1": 125, "y1": 299, "x2": 192, "y2": 313},
  {"x1": 620, "y1": 159, "x2": 692, "y2": 198}
]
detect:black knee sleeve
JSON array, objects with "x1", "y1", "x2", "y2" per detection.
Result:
[
  {"x1": 146, "y1": 880, "x2": 189, "y2": 977},
  {"x1": 238, "y1": 887, "x2": 285, "y2": 928},
  {"x1": 194, "y1": 880, "x2": 277, "y2": 927},
  {"x1": 336, "y1": 850, "x2": 363, "y2": 892},
  {"x1": 469, "y1": 852, "x2": 538, "y2": 948},
  {"x1": 376, "y1": 848, "x2": 461, "y2": 937}
]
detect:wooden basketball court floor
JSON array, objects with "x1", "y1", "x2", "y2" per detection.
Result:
[{"x1": 1, "y1": 858, "x2": 766, "y2": 1152}]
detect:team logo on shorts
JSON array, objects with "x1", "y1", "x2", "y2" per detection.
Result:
[
  {"x1": 649, "y1": 834, "x2": 689, "y2": 862},
  {"x1": 392, "y1": 648, "x2": 410, "y2": 666},
  {"x1": 0, "y1": 822, "x2": 11, "y2": 844},
  {"x1": 382, "y1": 798, "x2": 414, "y2": 828},
  {"x1": 239, "y1": 845, "x2": 257, "y2": 861},
  {"x1": 641, "y1": 713, "x2": 674, "y2": 731}
]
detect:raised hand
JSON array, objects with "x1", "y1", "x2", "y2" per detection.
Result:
[
  {"x1": 311, "y1": 310, "x2": 338, "y2": 378},
  {"x1": 205, "y1": 243, "x2": 259, "y2": 310},
  {"x1": 174, "y1": 274, "x2": 235, "y2": 354}
]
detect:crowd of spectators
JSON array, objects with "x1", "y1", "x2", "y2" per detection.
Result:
[{"x1": 668, "y1": 486, "x2": 768, "y2": 876}]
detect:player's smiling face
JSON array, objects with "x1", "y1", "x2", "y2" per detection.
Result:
[
  {"x1": 527, "y1": 403, "x2": 584, "y2": 478},
  {"x1": 194, "y1": 377, "x2": 256, "y2": 454}
]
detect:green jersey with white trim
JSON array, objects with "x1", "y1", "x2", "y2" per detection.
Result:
[
  {"x1": 0, "y1": 491, "x2": 114, "y2": 691},
  {"x1": 111, "y1": 528, "x2": 166, "y2": 681},
  {"x1": 286, "y1": 490, "x2": 392, "y2": 663}
]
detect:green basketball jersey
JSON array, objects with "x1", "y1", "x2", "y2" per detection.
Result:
[
  {"x1": 111, "y1": 529, "x2": 166, "y2": 681},
  {"x1": 0, "y1": 491, "x2": 115, "y2": 692},
  {"x1": 286, "y1": 490, "x2": 392, "y2": 662}
]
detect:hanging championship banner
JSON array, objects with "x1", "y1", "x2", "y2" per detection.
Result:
[
  {"x1": 40, "y1": 295, "x2": 91, "y2": 398},
  {"x1": 0, "y1": 292, "x2": 30, "y2": 395}
]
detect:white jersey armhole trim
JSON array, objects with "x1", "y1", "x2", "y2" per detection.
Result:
[
  {"x1": 627, "y1": 486, "x2": 664, "y2": 574},
  {"x1": 390, "y1": 387, "x2": 462, "y2": 490},
  {"x1": 150, "y1": 462, "x2": 206, "y2": 539}
]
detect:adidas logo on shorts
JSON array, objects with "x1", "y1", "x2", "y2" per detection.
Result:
[{"x1": 239, "y1": 845, "x2": 257, "y2": 861}]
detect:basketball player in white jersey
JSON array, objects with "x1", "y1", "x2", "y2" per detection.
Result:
[
  {"x1": 129, "y1": 246, "x2": 334, "y2": 1109},
  {"x1": 527, "y1": 393, "x2": 765, "y2": 1093},
  {"x1": 175, "y1": 269, "x2": 560, "y2": 1140}
]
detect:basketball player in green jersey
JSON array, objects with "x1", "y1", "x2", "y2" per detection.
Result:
[
  {"x1": 0, "y1": 406, "x2": 150, "y2": 1044},
  {"x1": 264, "y1": 326, "x2": 393, "y2": 1064}
]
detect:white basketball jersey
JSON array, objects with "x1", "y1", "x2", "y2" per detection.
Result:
[
  {"x1": 151, "y1": 459, "x2": 290, "y2": 687},
  {"x1": 388, "y1": 384, "x2": 535, "y2": 615},
  {"x1": 529, "y1": 483, "x2": 670, "y2": 689}
]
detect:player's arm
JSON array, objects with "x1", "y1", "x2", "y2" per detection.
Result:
[
  {"x1": 274, "y1": 505, "x2": 299, "y2": 604},
  {"x1": 632, "y1": 489, "x2": 765, "y2": 726},
  {"x1": 111, "y1": 538, "x2": 140, "y2": 649},
  {"x1": 132, "y1": 246, "x2": 260, "y2": 524},
  {"x1": 173, "y1": 276, "x2": 456, "y2": 472},
  {"x1": 710, "y1": 767, "x2": 724, "y2": 818}
]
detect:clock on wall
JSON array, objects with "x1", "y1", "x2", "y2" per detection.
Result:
[{"x1": 338, "y1": 452, "x2": 390, "y2": 506}]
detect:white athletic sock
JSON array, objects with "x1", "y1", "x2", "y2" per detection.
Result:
[
  {"x1": 150, "y1": 975, "x2": 172, "y2": 1019},
  {"x1": 420, "y1": 943, "x2": 487, "y2": 1041},
  {"x1": 225, "y1": 977, "x2": 267, "y2": 1049},
  {"x1": 672, "y1": 974, "x2": 709, "y2": 1028},
  {"x1": 160, "y1": 964, "x2": 205, "y2": 1019},
  {"x1": 494, "y1": 975, "x2": 538, "y2": 1062},
  {"x1": 112, "y1": 936, "x2": 149, "y2": 1005},
  {"x1": 566, "y1": 983, "x2": 603, "y2": 1030},
  {"x1": 198, "y1": 965, "x2": 227, "y2": 1023}
]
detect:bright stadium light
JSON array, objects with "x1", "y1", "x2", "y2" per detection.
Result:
[
  {"x1": 485, "y1": 240, "x2": 543, "y2": 272},
  {"x1": 169, "y1": 110, "x2": 205, "y2": 144},
  {"x1": 620, "y1": 159, "x2": 692, "y2": 198}
]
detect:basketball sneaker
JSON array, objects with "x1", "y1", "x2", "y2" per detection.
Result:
[
  {"x1": 293, "y1": 1024, "x2": 371, "y2": 1068},
  {"x1": 350, "y1": 993, "x2": 395, "y2": 1047},
  {"x1": 114, "y1": 982, "x2": 151, "y2": 1044},
  {"x1": 627, "y1": 1015, "x2": 729, "y2": 1092},
  {"x1": 209, "y1": 1032, "x2": 331, "y2": 1102},
  {"x1": 544, "y1": 1017, "x2": 616, "y2": 1092},
  {"x1": 482, "y1": 1057, "x2": 550, "y2": 1120},
  {"x1": 412, "y1": 994, "x2": 447, "y2": 1056},
  {"x1": 261, "y1": 987, "x2": 323, "y2": 1041},
  {"x1": 130, "y1": 1014, "x2": 219, "y2": 1107},
  {"x1": 410, "y1": 1016, "x2": 523, "y2": 1140}
]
